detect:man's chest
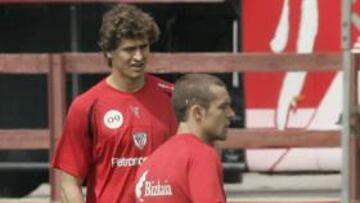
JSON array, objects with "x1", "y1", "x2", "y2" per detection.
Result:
[{"x1": 91, "y1": 97, "x2": 170, "y2": 156}]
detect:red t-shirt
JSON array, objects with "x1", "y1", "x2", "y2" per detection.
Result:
[
  {"x1": 52, "y1": 74, "x2": 177, "y2": 203},
  {"x1": 135, "y1": 133, "x2": 226, "y2": 203}
]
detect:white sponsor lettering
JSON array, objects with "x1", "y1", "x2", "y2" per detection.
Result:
[
  {"x1": 144, "y1": 180, "x2": 173, "y2": 197},
  {"x1": 157, "y1": 82, "x2": 174, "y2": 91},
  {"x1": 135, "y1": 170, "x2": 148, "y2": 202},
  {"x1": 111, "y1": 157, "x2": 147, "y2": 167},
  {"x1": 135, "y1": 170, "x2": 173, "y2": 202}
]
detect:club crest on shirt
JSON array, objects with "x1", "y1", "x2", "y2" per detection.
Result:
[
  {"x1": 103, "y1": 110, "x2": 124, "y2": 129},
  {"x1": 133, "y1": 132, "x2": 147, "y2": 150}
]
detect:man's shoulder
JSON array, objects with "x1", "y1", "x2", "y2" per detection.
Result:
[
  {"x1": 169, "y1": 136, "x2": 219, "y2": 164},
  {"x1": 186, "y1": 138, "x2": 218, "y2": 160},
  {"x1": 146, "y1": 74, "x2": 174, "y2": 95},
  {"x1": 156, "y1": 135, "x2": 198, "y2": 158},
  {"x1": 70, "y1": 80, "x2": 105, "y2": 111},
  {"x1": 146, "y1": 136, "x2": 184, "y2": 160}
]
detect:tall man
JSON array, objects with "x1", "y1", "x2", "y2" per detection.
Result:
[
  {"x1": 52, "y1": 4, "x2": 177, "y2": 203},
  {"x1": 135, "y1": 74, "x2": 235, "y2": 203}
]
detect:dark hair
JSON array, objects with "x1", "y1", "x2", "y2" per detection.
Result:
[
  {"x1": 98, "y1": 4, "x2": 160, "y2": 66},
  {"x1": 172, "y1": 74, "x2": 226, "y2": 122}
]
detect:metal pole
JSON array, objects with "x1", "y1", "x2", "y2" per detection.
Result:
[
  {"x1": 341, "y1": 0, "x2": 351, "y2": 202},
  {"x1": 0, "y1": 162, "x2": 49, "y2": 170},
  {"x1": 70, "y1": 5, "x2": 80, "y2": 98},
  {"x1": 232, "y1": 19, "x2": 239, "y2": 88}
]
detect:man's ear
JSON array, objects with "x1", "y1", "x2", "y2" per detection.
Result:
[
  {"x1": 190, "y1": 105, "x2": 204, "y2": 121},
  {"x1": 106, "y1": 52, "x2": 112, "y2": 59}
]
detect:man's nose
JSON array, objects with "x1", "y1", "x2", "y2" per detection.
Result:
[
  {"x1": 133, "y1": 48, "x2": 144, "y2": 61},
  {"x1": 228, "y1": 108, "x2": 236, "y2": 119}
]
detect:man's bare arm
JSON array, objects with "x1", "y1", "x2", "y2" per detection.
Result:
[{"x1": 59, "y1": 170, "x2": 85, "y2": 203}]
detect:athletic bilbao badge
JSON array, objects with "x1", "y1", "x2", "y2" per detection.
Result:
[{"x1": 133, "y1": 132, "x2": 147, "y2": 150}]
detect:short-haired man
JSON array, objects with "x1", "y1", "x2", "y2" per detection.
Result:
[
  {"x1": 52, "y1": 4, "x2": 177, "y2": 203},
  {"x1": 135, "y1": 74, "x2": 235, "y2": 203}
]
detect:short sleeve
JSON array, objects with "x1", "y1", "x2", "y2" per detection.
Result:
[
  {"x1": 52, "y1": 98, "x2": 93, "y2": 179},
  {"x1": 188, "y1": 149, "x2": 226, "y2": 203}
]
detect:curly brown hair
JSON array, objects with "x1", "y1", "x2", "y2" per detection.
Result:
[{"x1": 98, "y1": 4, "x2": 160, "y2": 66}]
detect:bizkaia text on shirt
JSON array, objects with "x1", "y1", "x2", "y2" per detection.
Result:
[
  {"x1": 144, "y1": 180, "x2": 173, "y2": 197},
  {"x1": 135, "y1": 170, "x2": 173, "y2": 202},
  {"x1": 111, "y1": 157, "x2": 147, "y2": 167}
]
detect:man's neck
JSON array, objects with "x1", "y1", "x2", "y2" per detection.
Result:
[
  {"x1": 106, "y1": 73, "x2": 145, "y2": 93},
  {"x1": 177, "y1": 122, "x2": 212, "y2": 145}
]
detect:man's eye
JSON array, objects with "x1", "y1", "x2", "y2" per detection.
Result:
[
  {"x1": 219, "y1": 105, "x2": 227, "y2": 110},
  {"x1": 220, "y1": 103, "x2": 231, "y2": 110},
  {"x1": 140, "y1": 44, "x2": 149, "y2": 50},
  {"x1": 124, "y1": 47, "x2": 136, "y2": 52}
]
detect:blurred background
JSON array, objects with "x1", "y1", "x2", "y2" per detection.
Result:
[{"x1": 0, "y1": 0, "x2": 357, "y2": 202}]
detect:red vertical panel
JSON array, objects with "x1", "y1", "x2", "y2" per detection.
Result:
[{"x1": 242, "y1": 0, "x2": 339, "y2": 120}]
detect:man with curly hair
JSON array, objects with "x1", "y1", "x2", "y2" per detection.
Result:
[{"x1": 52, "y1": 4, "x2": 177, "y2": 203}]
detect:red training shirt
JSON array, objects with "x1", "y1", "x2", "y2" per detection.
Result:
[
  {"x1": 135, "y1": 133, "x2": 226, "y2": 203},
  {"x1": 52, "y1": 74, "x2": 177, "y2": 203}
]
